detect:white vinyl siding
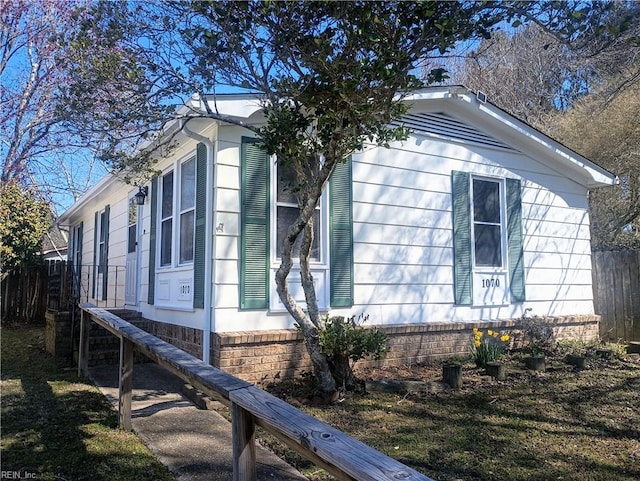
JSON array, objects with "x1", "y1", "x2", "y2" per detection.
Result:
[{"x1": 347, "y1": 124, "x2": 592, "y2": 325}]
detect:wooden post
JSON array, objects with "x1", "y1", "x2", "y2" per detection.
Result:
[
  {"x1": 485, "y1": 361, "x2": 506, "y2": 380},
  {"x1": 525, "y1": 355, "x2": 545, "y2": 371},
  {"x1": 627, "y1": 342, "x2": 640, "y2": 354},
  {"x1": 78, "y1": 309, "x2": 89, "y2": 377},
  {"x1": 119, "y1": 337, "x2": 134, "y2": 431},
  {"x1": 566, "y1": 354, "x2": 587, "y2": 369},
  {"x1": 442, "y1": 363, "x2": 462, "y2": 388},
  {"x1": 232, "y1": 402, "x2": 256, "y2": 481}
]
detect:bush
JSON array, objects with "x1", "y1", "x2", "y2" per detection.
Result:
[
  {"x1": 318, "y1": 314, "x2": 387, "y2": 389},
  {"x1": 520, "y1": 312, "x2": 555, "y2": 355}
]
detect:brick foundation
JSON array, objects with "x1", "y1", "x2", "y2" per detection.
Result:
[
  {"x1": 45, "y1": 309, "x2": 599, "y2": 384},
  {"x1": 212, "y1": 315, "x2": 600, "y2": 385},
  {"x1": 211, "y1": 329, "x2": 309, "y2": 385},
  {"x1": 45, "y1": 310, "x2": 73, "y2": 359},
  {"x1": 146, "y1": 322, "x2": 203, "y2": 359}
]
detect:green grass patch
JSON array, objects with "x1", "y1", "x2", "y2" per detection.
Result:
[
  {"x1": 1, "y1": 326, "x2": 175, "y2": 481},
  {"x1": 263, "y1": 354, "x2": 640, "y2": 481}
]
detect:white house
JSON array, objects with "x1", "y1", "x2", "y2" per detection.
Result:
[{"x1": 58, "y1": 86, "x2": 615, "y2": 383}]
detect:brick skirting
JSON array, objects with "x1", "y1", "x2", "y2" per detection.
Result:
[
  {"x1": 53, "y1": 310, "x2": 597, "y2": 383},
  {"x1": 211, "y1": 315, "x2": 600, "y2": 385},
  {"x1": 147, "y1": 322, "x2": 203, "y2": 359}
]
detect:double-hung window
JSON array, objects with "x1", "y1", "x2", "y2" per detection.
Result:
[
  {"x1": 158, "y1": 156, "x2": 196, "y2": 268},
  {"x1": 472, "y1": 178, "x2": 504, "y2": 268},
  {"x1": 179, "y1": 157, "x2": 196, "y2": 264},
  {"x1": 275, "y1": 163, "x2": 321, "y2": 261},
  {"x1": 160, "y1": 171, "x2": 174, "y2": 266},
  {"x1": 239, "y1": 137, "x2": 353, "y2": 310}
]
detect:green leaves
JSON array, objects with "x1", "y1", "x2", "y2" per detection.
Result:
[
  {"x1": 319, "y1": 314, "x2": 388, "y2": 365},
  {"x1": 0, "y1": 182, "x2": 51, "y2": 272}
]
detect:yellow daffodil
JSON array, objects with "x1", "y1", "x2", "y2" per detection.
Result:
[{"x1": 500, "y1": 334, "x2": 510, "y2": 342}]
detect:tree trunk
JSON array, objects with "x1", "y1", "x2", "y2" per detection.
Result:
[
  {"x1": 274, "y1": 156, "x2": 343, "y2": 394},
  {"x1": 328, "y1": 354, "x2": 357, "y2": 390},
  {"x1": 274, "y1": 190, "x2": 337, "y2": 394}
]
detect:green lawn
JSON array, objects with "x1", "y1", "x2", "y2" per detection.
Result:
[{"x1": 1, "y1": 326, "x2": 175, "y2": 481}]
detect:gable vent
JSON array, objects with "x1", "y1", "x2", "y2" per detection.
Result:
[{"x1": 394, "y1": 112, "x2": 518, "y2": 152}]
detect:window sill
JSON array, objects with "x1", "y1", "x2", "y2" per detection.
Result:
[
  {"x1": 156, "y1": 264, "x2": 194, "y2": 274},
  {"x1": 154, "y1": 304, "x2": 196, "y2": 312}
]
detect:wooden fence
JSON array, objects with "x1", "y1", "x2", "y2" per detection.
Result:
[
  {"x1": 1, "y1": 263, "x2": 49, "y2": 322},
  {"x1": 78, "y1": 303, "x2": 435, "y2": 481},
  {"x1": 592, "y1": 250, "x2": 640, "y2": 341}
]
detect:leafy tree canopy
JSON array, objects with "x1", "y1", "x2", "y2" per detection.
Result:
[
  {"x1": 0, "y1": 181, "x2": 51, "y2": 275},
  {"x1": 551, "y1": 75, "x2": 640, "y2": 250}
]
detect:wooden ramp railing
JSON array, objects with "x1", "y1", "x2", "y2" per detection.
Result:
[{"x1": 78, "y1": 303, "x2": 435, "y2": 481}]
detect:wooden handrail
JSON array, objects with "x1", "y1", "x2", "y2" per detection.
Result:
[{"x1": 78, "y1": 303, "x2": 435, "y2": 481}]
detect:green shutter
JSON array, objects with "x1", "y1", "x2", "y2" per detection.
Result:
[
  {"x1": 92, "y1": 211, "x2": 98, "y2": 299},
  {"x1": 506, "y1": 178, "x2": 526, "y2": 303},
  {"x1": 148, "y1": 176, "x2": 158, "y2": 305},
  {"x1": 240, "y1": 137, "x2": 269, "y2": 309},
  {"x1": 102, "y1": 205, "x2": 110, "y2": 301},
  {"x1": 330, "y1": 158, "x2": 354, "y2": 308},
  {"x1": 74, "y1": 222, "x2": 83, "y2": 297},
  {"x1": 76, "y1": 222, "x2": 83, "y2": 268},
  {"x1": 452, "y1": 171, "x2": 472, "y2": 305},
  {"x1": 193, "y1": 143, "x2": 208, "y2": 309}
]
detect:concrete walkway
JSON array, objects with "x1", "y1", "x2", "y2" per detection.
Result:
[{"x1": 89, "y1": 363, "x2": 307, "y2": 481}]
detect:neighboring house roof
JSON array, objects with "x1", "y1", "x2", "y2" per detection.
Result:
[
  {"x1": 41, "y1": 224, "x2": 68, "y2": 256},
  {"x1": 59, "y1": 85, "x2": 616, "y2": 224}
]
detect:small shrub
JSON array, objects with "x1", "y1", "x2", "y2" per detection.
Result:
[
  {"x1": 520, "y1": 312, "x2": 555, "y2": 354},
  {"x1": 318, "y1": 314, "x2": 388, "y2": 389},
  {"x1": 470, "y1": 327, "x2": 510, "y2": 368}
]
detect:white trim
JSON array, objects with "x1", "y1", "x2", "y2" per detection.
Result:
[
  {"x1": 268, "y1": 158, "x2": 330, "y2": 311},
  {"x1": 470, "y1": 175, "x2": 508, "y2": 271},
  {"x1": 157, "y1": 152, "x2": 197, "y2": 270}
]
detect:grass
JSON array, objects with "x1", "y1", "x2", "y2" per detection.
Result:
[
  {"x1": 0, "y1": 325, "x2": 176, "y2": 481},
  {"x1": 262, "y1": 349, "x2": 640, "y2": 481}
]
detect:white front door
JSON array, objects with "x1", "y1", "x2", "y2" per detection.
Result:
[{"x1": 124, "y1": 198, "x2": 140, "y2": 305}]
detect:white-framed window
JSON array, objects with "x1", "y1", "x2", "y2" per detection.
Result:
[
  {"x1": 471, "y1": 177, "x2": 506, "y2": 269},
  {"x1": 267, "y1": 160, "x2": 330, "y2": 311},
  {"x1": 179, "y1": 157, "x2": 196, "y2": 264},
  {"x1": 159, "y1": 170, "x2": 174, "y2": 266},
  {"x1": 158, "y1": 155, "x2": 196, "y2": 268},
  {"x1": 127, "y1": 197, "x2": 137, "y2": 254},
  {"x1": 273, "y1": 162, "x2": 323, "y2": 263},
  {"x1": 97, "y1": 210, "x2": 108, "y2": 273}
]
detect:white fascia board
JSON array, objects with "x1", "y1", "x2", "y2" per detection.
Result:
[
  {"x1": 430, "y1": 88, "x2": 616, "y2": 188},
  {"x1": 173, "y1": 93, "x2": 263, "y2": 122},
  {"x1": 478, "y1": 102, "x2": 615, "y2": 187},
  {"x1": 402, "y1": 86, "x2": 462, "y2": 102},
  {"x1": 58, "y1": 174, "x2": 119, "y2": 226},
  {"x1": 202, "y1": 94, "x2": 264, "y2": 120}
]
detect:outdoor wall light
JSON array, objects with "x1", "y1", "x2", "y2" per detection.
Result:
[{"x1": 134, "y1": 185, "x2": 149, "y2": 205}]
